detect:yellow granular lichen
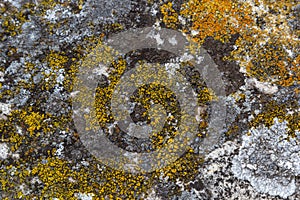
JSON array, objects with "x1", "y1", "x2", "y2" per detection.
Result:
[
  {"x1": 160, "y1": 2, "x2": 179, "y2": 29},
  {"x1": 23, "y1": 111, "x2": 45, "y2": 137},
  {"x1": 130, "y1": 83, "x2": 179, "y2": 149},
  {"x1": 249, "y1": 100, "x2": 300, "y2": 138},
  {"x1": 0, "y1": 111, "x2": 25, "y2": 152},
  {"x1": 46, "y1": 51, "x2": 69, "y2": 71},
  {"x1": 155, "y1": 151, "x2": 204, "y2": 182},
  {"x1": 29, "y1": 158, "x2": 94, "y2": 199},
  {"x1": 73, "y1": 44, "x2": 208, "y2": 198}
]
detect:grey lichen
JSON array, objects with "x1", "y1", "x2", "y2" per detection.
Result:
[
  {"x1": 81, "y1": 0, "x2": 132, "y2": 23},
  {"x1": 232, "y1": 118, "x2": 300, "y2": 198}
]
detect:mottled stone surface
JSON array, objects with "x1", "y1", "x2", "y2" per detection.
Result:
[{"x1": 0, "y1": 0, "x2": 299, "y2": 199}]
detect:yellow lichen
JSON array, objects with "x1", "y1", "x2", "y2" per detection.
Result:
[
  {"x1": 249, "y1": 100, "x2": 299, "y2": 138},
  {"x1": 0, "y1": 2, "x2": 35, "y2": 38},
  {"x1": 6, "y1": 0, "x2": 300, "y2": 198},
  {"x1": 160, "y1": 2, "x2": 179, "y2": 29}
]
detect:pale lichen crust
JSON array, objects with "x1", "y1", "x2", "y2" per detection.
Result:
[{"x1": 0, "y1": 0, "x2": 299, "y2": 199}]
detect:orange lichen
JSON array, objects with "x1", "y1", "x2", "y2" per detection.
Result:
[
  {"x1": 229, "y1": 0, "x2": 299, "y2": 86},
  {"x1": 180, "y1": 0, "x2": 253, "y2": 44},
  {"x1": 177, "y1": 0, "x2": 299, "y2": 87}
]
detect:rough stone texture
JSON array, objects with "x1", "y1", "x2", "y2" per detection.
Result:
[{"x1": 0, "y1": 0, "x2": 299, "y2": 199}]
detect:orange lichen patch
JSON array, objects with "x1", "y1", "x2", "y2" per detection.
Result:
[
  {"x1": 160, "y1": 2, "x2": 179, "y2": 29},
  {"x1": 233, "y1": 29, "x2": 298, "y2": 86},
  {"x1": 291, "y1": 55, "x2": 300, "y2": 85},
  {"x1": 178, "y1": 0, "x2": 298, "y2": 87},
  {"x1": 180, "y1": 0, "x2": 253, "y2": 44},
  {"x1": 242, "y1": 41, "x2": 293, "y2": 84},
  {"x1": 230, "y1": 0, "x2": 299, "y2": 86}
]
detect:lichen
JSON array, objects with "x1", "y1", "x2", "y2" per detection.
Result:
[
  {"x1": 1, "y1": 0, "x2": 299, "y2": 199},
  {"x1": 232, "y1": 118, "x2": 300, "y2": 198},
  {"x1": 160, "y1": 2, "x2": 179, "y2": 29},
  {"x1": 179, "y1": 0, "x2": 253, "y2": 44},
  {"x1": 249, "y1": 100, "x2": 299, "y2": 138}
]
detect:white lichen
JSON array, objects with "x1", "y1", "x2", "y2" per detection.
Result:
[
  {"x1": 232, "y1": 118, "x2": 300, "y2": 198},
  {"x1": 146, "y1": 30, "x2": 164, "y2": 46},
  {"x1": 0, "y1": 102, "x2": 11, "y2": 115},
  {"x1": 145, "y1": 189, "x2": 162, "y2": 200},
  {"x1": 74, "y1": 192, "x2": 94, "y2": 200},
  {"x1": 0, "y1": 71, "x2": 4, "y2": 82},
  {"x1": 0, "y1": 143, "x2": 9, "y2": 160},
  {"x1": 168, "y1": 35, "x2": 178, "y2": 46}
]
